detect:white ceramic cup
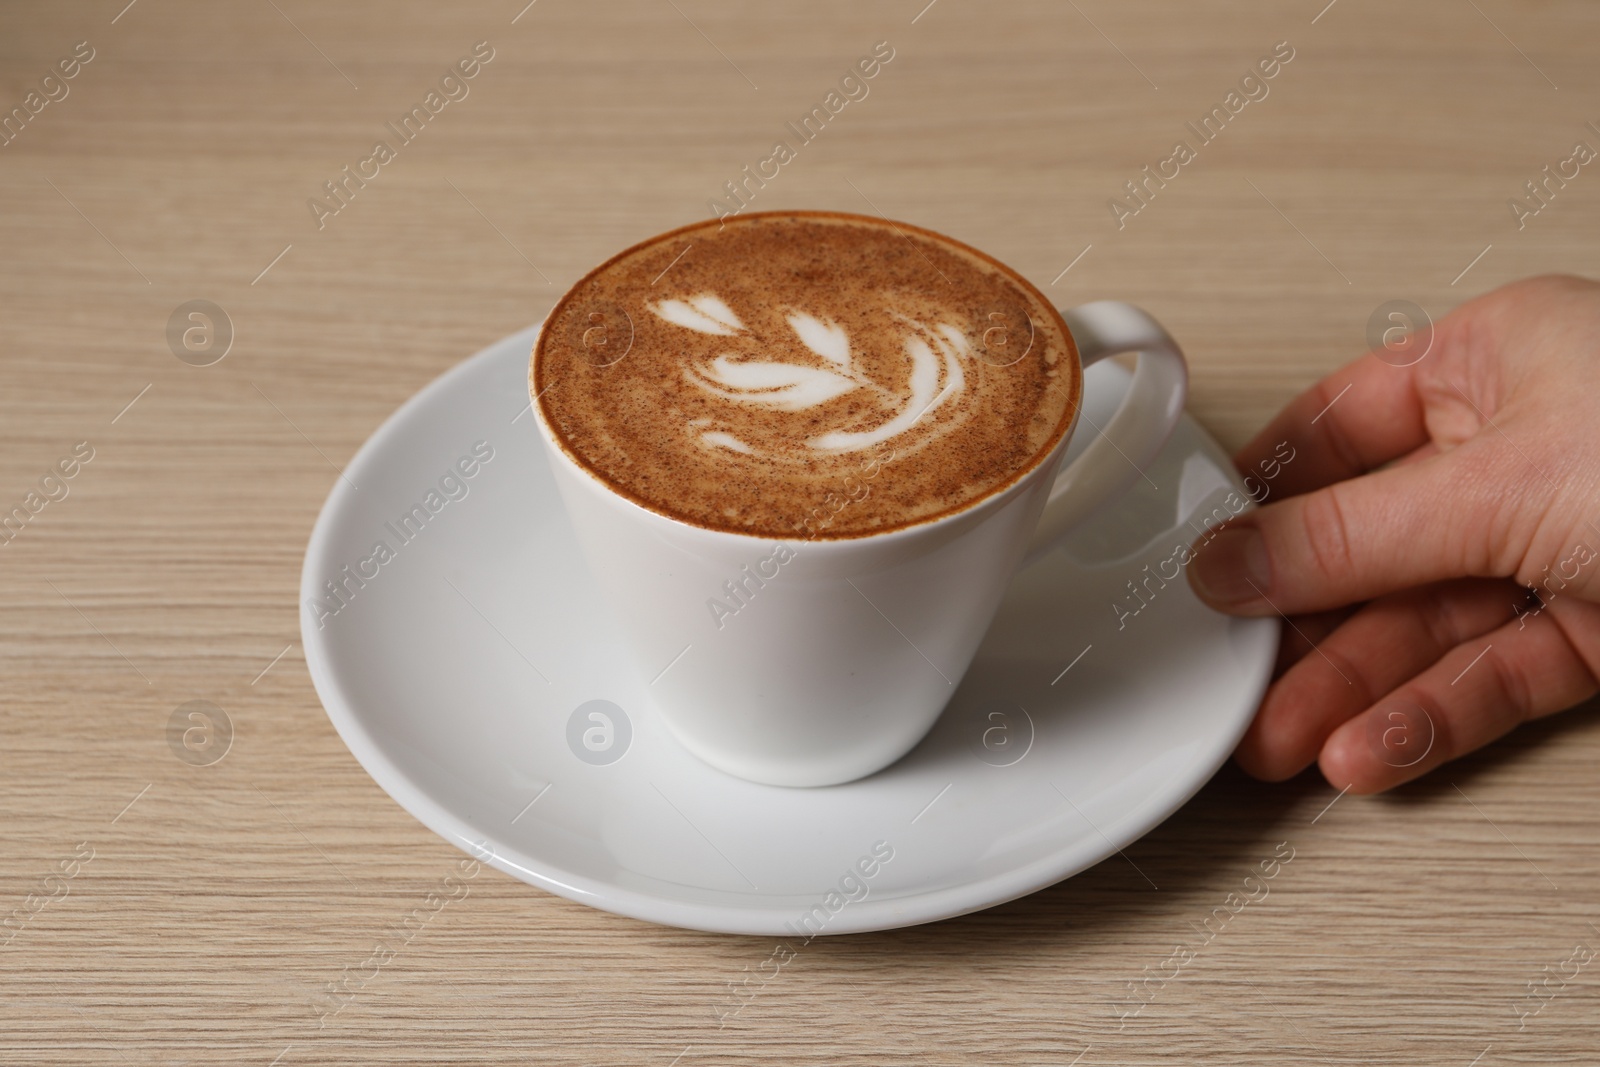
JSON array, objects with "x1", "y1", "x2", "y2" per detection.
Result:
[{"x1": 534, "y1": 279, "x2": 1186, "y2": 787}]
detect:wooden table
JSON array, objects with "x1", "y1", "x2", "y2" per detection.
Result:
[{"x1": 4, "y1": 1, "x2": 1598, "y2": 1063}]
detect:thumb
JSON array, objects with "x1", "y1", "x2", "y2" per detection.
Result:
[{"x1": 1187, "y1": 442, "x2": 1526, "y2": 616}]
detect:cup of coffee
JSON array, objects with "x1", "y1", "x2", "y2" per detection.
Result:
[{"x1": 531, "y1": 211, "x2": 1186, "y2": 786}]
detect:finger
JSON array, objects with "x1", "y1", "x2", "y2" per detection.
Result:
[
  {"x1": 1188, "y1": 435, "x2": 1543, "y2": 616},
  {"x1": 1318, "y1": 597, "x2": 1600, "y2": 793},
  {"x1": 1232, "y1": 348, "x2": 1434, "y2": 502},
  {"x1": 1236, "y1": 578, "x2": 1526, "y2": 781},
  {"x1": 1272, "y1": 605, "x2": 1358, "y2": 679}
]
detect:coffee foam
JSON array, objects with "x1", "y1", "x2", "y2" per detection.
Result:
[{"x1": 534, "y1": 212, "x2": 1079, "y2": 538}]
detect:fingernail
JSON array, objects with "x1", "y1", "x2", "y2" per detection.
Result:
[{"x1": 1189, "y1": 524, "x2": 1271, "y2": 608}]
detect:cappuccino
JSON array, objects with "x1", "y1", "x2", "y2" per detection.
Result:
[{"x1": 533, "y1": 211, "x2": 1079, "y2": 538}]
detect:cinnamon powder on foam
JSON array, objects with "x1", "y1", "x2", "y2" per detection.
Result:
[{"x1": 535, "y1": 212, "x2": 1078, "y2": 539}]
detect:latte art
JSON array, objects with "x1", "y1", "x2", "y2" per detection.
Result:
[
  {"x1": 534, "y1": 212, "x2": 1079, "y2": 538},
  {"x1": 652, "y1": 292, "x2": 973, "y2": 459}
]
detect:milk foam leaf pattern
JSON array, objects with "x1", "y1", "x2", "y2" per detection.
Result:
[
  {"x1": 652, "y1": 289, "x2": 970, "y2": 455},
  {"x1": 808, "y1": 321, "x2": 966, "y2": 454},
  {"x1": 786, "y1": 310, "x2": 852, "y2": 366},
  {"x1": 651, "y1": 294, "x2": 744, "y2": 335},
  {"x1": 687, "y1": 355, "x2": 860, "y2": 411}
]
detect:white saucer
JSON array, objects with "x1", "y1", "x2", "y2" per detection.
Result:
[{"x1": 301, "y1": 326, "x2": 1277, "y2": 935}]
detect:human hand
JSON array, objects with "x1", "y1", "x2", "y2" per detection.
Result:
[{"x1": 1187, "y1": 275, "x2": 1600, "y2": 793}]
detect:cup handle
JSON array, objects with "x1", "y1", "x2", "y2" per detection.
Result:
[{"x1": 1022, "y1": 300, "x2": 1189, "y2": 566}]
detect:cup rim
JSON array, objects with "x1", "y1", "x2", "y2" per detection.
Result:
[{"x1": 529, "y1": 209, "x2": 1084, "y2": 548}]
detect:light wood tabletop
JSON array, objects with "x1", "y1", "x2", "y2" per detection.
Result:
[{"x1": 4, "y1": 1, "x2": 1599, "y2": 1063}]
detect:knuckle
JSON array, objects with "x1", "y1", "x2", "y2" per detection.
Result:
[
  {"x1": 1296, "y1": 486, "x2": 1358, "y2": 585},
  {"x1": 1437, "y1": 450, "x2": 1529, "y2": 581},
  {"x1": 1417, "y1": 580, "x2": 1504, "y2": 652},
  {"x1": 1482, "y1": 644, "x2": 1537, "y2": 727},
  {"x1": 1398, "y1": 686, "x2": 1454, "y2": 763},
  {"x1": 1414, "y1": 586, "x2": 1465, "y2": 654}
]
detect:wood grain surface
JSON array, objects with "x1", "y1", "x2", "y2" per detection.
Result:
[{"x1": 3, "y1": 1, "x2": 1599, "y2": 1063}]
